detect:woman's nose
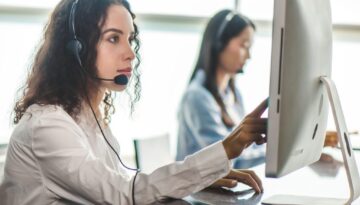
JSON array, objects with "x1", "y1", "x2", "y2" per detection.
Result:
[{"x1": 125, "y1": 43, "x2": 135, "y2": 61}]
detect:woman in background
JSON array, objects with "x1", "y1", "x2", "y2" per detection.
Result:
[
  {"x1": 176, "y1": 10, "x2": 266, "y2": 169},
  {"x1": 0, "y1": 1, "x2": 268, "y2": 204}
]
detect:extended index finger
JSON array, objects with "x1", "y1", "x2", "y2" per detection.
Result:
[
  {"x1": 248, "y1": 98, "x2": 269, "y2": 118},
  {"x1": 240, "y1": 170, "x2": 263, "y2": 192}
]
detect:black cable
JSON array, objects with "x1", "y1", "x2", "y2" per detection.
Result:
[
  {"x1": 80, "y1": 76, "x2": 139, "y2": 205},
  {"x1": 85, "y1": 93, "x2": 139, "y2": 205},
  {"x1": 132, "y1": 171, "x2": 139, "y2": 205},
  {"x1": 68, "y1": 0, "x2": 139, "y2": 203},
  {"x1": 86, "y1": 94, "x2": 137, "y2": 171}
]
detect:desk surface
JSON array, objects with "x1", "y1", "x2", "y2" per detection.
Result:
[{"x1": 153, "y1": 149, "x2": 360, "y2": 205}]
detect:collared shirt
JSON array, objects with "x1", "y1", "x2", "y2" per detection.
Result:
[
  {"x1": 176, "y1": 70, "x2": 265, "y2": 168},
  {"x1": 0, "y1": 104, "x2": 231, "y2": 205}
]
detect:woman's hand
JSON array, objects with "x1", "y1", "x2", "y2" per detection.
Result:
[
  {"x1": 324, "y1": 130, "x2": 358, "y2": 147},
  {"x1": 222, "y1": 99, "x2": 268, "y2": 159},
  {"x1": 324, "y1": 131, "x2": 338, "y2": 147},
  {"x1": 209, "y1": 169, "x2": 263, "y2": 193}
]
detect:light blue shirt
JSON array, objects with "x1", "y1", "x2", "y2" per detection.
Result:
[{"x1": 176, "y1": 70, "x2": 265, "y2": 168}]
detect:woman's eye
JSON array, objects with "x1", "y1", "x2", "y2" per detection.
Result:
[
  {"x1": 109, "y1": 36, "x2": 119, "y2": 43},
  {"x1": 240, "y1": 44, "x2": 250, "y2": 50}
]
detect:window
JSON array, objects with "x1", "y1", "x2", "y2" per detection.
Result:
[{"x1": 0, "y1": 14, "x2": 45, "y2": 144}]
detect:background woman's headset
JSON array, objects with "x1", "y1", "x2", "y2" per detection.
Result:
[{"x1": 214, "y1": 11, "x2": 236, "y2": 52}]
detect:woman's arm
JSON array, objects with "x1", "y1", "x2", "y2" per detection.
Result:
[{"x1": 32, "y1": 110, "x2": 231, "y2": 205}]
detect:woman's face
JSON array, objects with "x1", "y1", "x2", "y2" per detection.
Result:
[
  {"x1": 218, "y1": 26, "x2": 254, "y2": 75},
  {"x1": 96, "y1": 5, "x2": 135, "y2": 92}
]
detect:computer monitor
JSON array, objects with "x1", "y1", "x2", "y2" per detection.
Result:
[
  {"x1": 266, "y1": 0, "x2": 332, "y2": 178},
  {"x1": 264, "y1": 0, "x2": 360, "y2": 204}
]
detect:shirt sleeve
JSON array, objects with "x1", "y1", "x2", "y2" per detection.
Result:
[
  {"x1": 31, "y1": 110, "x2": 231, "y2": 205},
  {"x1": 183, "y1": 89, "x2": 229, "y2": 147},
  {"x1": 134, "y1": 141, "x2": 231, "y2": 203}
]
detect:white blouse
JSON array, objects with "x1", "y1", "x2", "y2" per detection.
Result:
[{"x1": 0, "y1": 104, "x2": 231, "y2": 205}]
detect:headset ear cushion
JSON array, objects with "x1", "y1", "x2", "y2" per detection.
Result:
[
  {"x1": 66, "y1": 39, "x2": 83, "y2": 56},
  {"x1": 66, "y1": 39, "x2": 85, "y2": 66}
]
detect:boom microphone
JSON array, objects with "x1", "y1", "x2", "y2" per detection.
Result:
[
  {"x1": 94, "y1": 74, "x2": 129, "y2": 85},
  {"x1": 114, "y1": 75, "x2": 129, "y2": 85}
]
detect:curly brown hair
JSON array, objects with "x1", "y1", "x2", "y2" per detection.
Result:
[{"x1": 13, "y1": 0, "x2": 141, "y2": 124}]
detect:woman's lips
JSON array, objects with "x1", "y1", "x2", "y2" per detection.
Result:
[{"x1": 117, "y1": 68, "x2": 132, "y2": 76}]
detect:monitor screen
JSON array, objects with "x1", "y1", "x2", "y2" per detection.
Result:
[{"x1": 265, "y1": 0, "x2": 332, "y2": 178}]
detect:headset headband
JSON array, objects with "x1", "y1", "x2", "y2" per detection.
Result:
[
  {"x1": 216, "y1": 11, "x2": 236, "y2": 43},
  {"x1": 69, "y1": 0, "x2": 79, "y2": 40}
]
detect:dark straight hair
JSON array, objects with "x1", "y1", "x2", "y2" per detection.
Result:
[{"x1": 190, "y1": 9, "x2": 255, "y2": 128}]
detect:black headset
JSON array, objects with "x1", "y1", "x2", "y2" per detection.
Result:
[
  {"x1": 66, "y1": 1, "x2": 139, "y2": 204},
  {"x1": 214, "y1": 11, "x2": 236, "y2": 52},
  {"x1": 66, "y1": 0, "x2": 129, "y2": 85},
  {"x1": 66, "y1": 0, "x2": 84, "y2": 67}
]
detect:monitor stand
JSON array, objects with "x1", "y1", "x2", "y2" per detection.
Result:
[{"x1": 262, "y1": 76, "x2": 360, "y2": 205}]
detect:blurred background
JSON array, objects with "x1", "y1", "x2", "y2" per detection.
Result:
[{"x1": 0, "y1": 0, "x2": 359, "y2": 169}]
